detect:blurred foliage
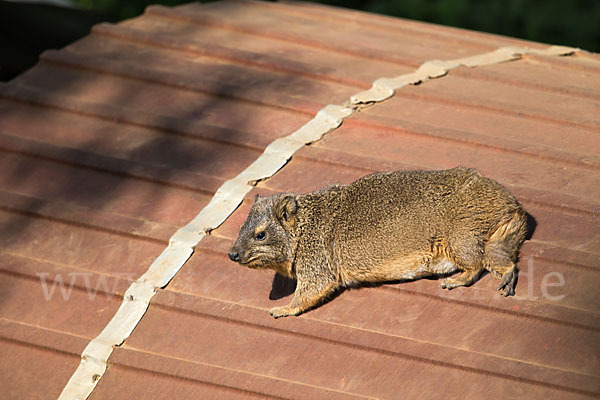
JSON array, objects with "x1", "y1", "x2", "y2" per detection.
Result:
[
  {"x1": 72, "y1": 0, "x2": 193, "y2": 20},
  {"x1": 1, "y1": 0, "x2": 597, "y2": 81},
  {"x1": 0, "y1": 0, "x2": 108, "y2": 80},
  {"x1": 319, "y1": 0, "x2": 600, "y2": 52},
  {"x1": 71, "y1": 0, "x2": 599, "y2": 52}
]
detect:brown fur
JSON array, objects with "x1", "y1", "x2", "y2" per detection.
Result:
[{"x1": 229, "y1": 167, "x2": 528, "y2": 318}]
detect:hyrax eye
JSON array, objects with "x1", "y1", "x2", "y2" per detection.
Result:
[{"x1": 255, "y1": 231, "x2": 266, "y2": 241}]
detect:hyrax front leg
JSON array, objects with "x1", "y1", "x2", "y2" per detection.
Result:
[{"x1": 269, "y1": 271, "x2": 338, "y2": 318}]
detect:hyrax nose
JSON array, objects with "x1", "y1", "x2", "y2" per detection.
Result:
[{"x1": 228, "y1": 252, "x2": 240, "y2": 262}]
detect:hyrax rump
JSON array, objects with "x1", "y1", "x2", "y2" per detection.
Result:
[{"x1": 229, "y1": 167, "x2": 528, "y2": 318}]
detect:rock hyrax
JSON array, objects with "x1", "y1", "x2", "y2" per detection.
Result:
[{"x1": 229, "y1": 167, "x2": 528, "y2": 318}]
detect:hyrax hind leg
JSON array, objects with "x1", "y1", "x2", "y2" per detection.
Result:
[
  {"x1": 488, "y1": 262, "x2": 518, "y2": 296},
  {"x1": 484, "y1": 242, "x2": 520, "y2": 296},
  {"x1": 439, "y1": 232, "x2": 486, "y2": 291},
  {"x1": 484, "y1": 210, "x2": 528, "y2": 296},
  {"x1": 441, "y1": 268, "x2": 483, "y2": 290}
]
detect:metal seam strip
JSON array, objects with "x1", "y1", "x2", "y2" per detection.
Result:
[{"x1": 57, "y1": 44, "x2": 579, "y2": 400}]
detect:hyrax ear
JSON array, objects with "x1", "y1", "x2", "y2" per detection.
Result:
[{"x1": 275, "y1": 195, "x2": 297, "y2": 223}]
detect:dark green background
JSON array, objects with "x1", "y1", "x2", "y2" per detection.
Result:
[{"x1": 1, "y1": 0, "x2": 598, "y2": 81}]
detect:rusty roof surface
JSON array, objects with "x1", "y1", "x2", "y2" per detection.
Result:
[{"x1": 1, "y1": 0, "x2": 599, "y2": 398}]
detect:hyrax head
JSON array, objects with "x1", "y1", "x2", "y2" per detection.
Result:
[{"x1": 228, "y1": 194, "x2": 298, "y2": 275}]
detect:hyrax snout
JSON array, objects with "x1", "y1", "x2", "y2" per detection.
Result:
[{"x1": 229, "y1": 167, "x2": 528, "y2": 318}]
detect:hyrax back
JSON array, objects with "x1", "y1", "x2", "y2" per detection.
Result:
[{"x1": 229, "y1": 167, "x2": 528, "y2": 318}]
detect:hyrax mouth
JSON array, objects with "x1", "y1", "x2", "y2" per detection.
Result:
[
  {"x1": 243, "y1": 259, "x2": 270, "y2": 270},
  {"x1": 233, "y1": 256, "x2": 264, "y2": 270}
]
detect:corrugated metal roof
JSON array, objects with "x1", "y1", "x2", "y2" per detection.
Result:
[{"x1": 0, "y1": 0, "x2": 598, "y2": 398}]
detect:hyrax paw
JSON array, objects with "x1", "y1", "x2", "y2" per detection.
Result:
[
  {"x1": 497, "y1": 270, "x2": 517, "y2": 297},
  {"x1": 269, "y1": 306, "x2": 300, "y2": 319},
  {"x1": 440, "y1": 278, "x2": 460, "y2": 290},
  {"x1": 497, "y1": 282, "x2": 515, "y2": 297}
]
